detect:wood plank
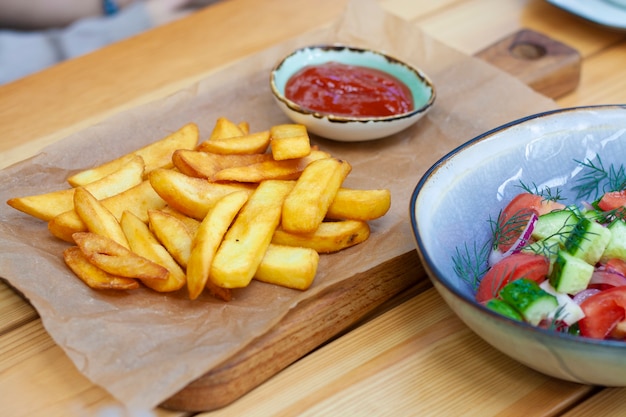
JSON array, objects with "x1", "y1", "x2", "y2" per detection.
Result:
[
  {"x1": 0, "y1": 0, "x2": 350, "y2": 169},
  {"x1": 411, "y1": 0, "x2": 625, "y2": 57},
  {"x1": 197, "y1": 287, "x2": 594, "y2": 416},
  {"x1": 0, "y1": 281, "x2": 38, "y2": 335},
  {"x1": 0, "y1": 320, "x2": 188, "y2": 417},
  {"x1": 557, "y1": 40, "x2": 626, "y2": 107},
  {"x1": 561, "y1": 388, "x2": 626, "y2": 417}
]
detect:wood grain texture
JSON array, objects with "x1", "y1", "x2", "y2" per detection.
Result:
[
  {"x1": 475, "y1": 29, "x2": 581, "y2": 99},
  {"x1": 197, "y1": 288, "x2": 593, "y2": 417}
]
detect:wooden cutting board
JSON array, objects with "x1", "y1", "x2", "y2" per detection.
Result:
[{"x1": 161, "y1": 29, "x2": 581, "y2": 412}]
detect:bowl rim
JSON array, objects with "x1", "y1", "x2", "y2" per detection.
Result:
[
  {"x1": 269, "y1": 43, "x2": 436, "y2": 123},
  {"x1": 410, "y1": 104, "x2": 626, "y2": 349}
]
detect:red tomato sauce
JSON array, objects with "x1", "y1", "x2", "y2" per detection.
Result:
[{"x1": 284, "y1": 62, "x2": 414, "y2": 118}]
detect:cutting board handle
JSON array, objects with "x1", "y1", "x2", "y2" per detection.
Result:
[{"x1": 475, "y1": 28, "x2": 581, "y2": 99}]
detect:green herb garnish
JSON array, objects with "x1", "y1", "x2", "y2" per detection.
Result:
[
  {"x1": 452, "y1": 239, "x2": 490, "y2": 290},
  {"x1": 572, "y1": 156, "x2": 626, "y2": 201}
]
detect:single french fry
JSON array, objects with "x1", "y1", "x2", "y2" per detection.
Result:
[
  {"x1": 73, "y1": 232, "x2": 168, "y2": 280},
  {"x1": 159, "y1": 206, "x2": 201, "y2": 235},
  {"x1": 148, "y1": 168, "x2": 254, "y2": 219},
  {"x1": 73, "y1": 187, "x2": 130, "y2": 249},
  {"x1": 206, "y1": 116, "x2": 245, "y2": 141},
  {"x1": 172, "y1": 149, "x2": 272, "y2": 179},
  {"x1": 272, "y1": 220, "x2": 370, "y2": 253},
  {"x1": 270, "y1": 124, "x2": 311, "y2": 160},
  {"x1": 7, "y1": 155, "x2": 145, "y2": 221},
  {"x1": 213, "y1": 149, "x2": 330, "y2": 183},
  {"x1": 197, "y1": 130, "x2": 271, "y2": 155},
  {"x1": 237, "y1": 121, "x2": 250, "y2": 135},
  {"x1": 210, "y1": 180, "x2": 295, "y2": 289},
  {"x1": 327, "y1": 188, "x2": 392, "y2": 221},
  {"x1": 254, "y1": 244, "x2": 319, "y2": 290},
  {"x1": 67, "y1": 122, "x2": 199, "y2": 186},
  {"x1": 281, "y1": 158, "x2": 352, "y2": 234},
  {"x1": 187, "y1": 191, "x2": 248, "y2": 300},
  {"x1": 120, "y1": 211, "x2": 186, "y2": 292},
  {"x1": 63, "y1": 246, "x2": 139, "y2": 290},
  {"x1": 148, "y1": 209, "x2": 196, "y2": 268},
  {"x1": 49, "y1": 180, "x2": 166, "y2": 242}
]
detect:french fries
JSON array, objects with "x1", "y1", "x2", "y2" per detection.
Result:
[
  {"x1": 72, "y1": 232, "x2": 168, "y2": 280},
  {"x1": 120, "y1": 211, "x2": 186, "y2": 292},
  {"x1": 186, "y1": 191, "x2": 249, "y2": 300},
  {"x1": 6, "y1": 116, "x2": 391, "y2": 301},
  {"x1": 282, "y1": 157, "x2": 352, "y2": 233},
  {"x1": 7, "y1": 155, "x2": 145, "y2": 221},
  {"x1": 67, "y1": 122, "x2": 199, "y2": 186},
  {"x1": 270, "y1": 124, "x2": 311, "y2": 160},
  {"x1": 210, "y1": 180, "x2": 295, "y2": 289},
  {"x1": 272, "y1": 220, "x2": 370, "y2": 253}
]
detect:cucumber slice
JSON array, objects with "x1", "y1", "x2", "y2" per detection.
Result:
[
  {"x1": 531, "y1": 208, "x2": 579, "y2": 243},
  {"x1": 564, "y1": 217, "x2": 611, "y2": 265},
  {"x1": 499, "y1": 278, "x2": 558, "y2": 326},
  {"x1": 549, "y1": 250, "x2": 594, "y2": 295},
  {"x1": 485, "y1": 298, "x2": 524, "y2": 321},
  {"x1": 601, "y1": 219, "x2": 626, "y2": 262}
]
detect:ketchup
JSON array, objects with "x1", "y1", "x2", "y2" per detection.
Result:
[{"x1": 284, "y1": 62, "x2": 414, "y2": 118}]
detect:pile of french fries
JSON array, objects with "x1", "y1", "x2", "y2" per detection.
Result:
[{"x1": 7, "y1": 118, "x2": 391, "y2": 301}]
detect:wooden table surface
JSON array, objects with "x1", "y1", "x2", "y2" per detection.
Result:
[{"x1": 2, "y1": 0, "x2": 626, "y2": 416}]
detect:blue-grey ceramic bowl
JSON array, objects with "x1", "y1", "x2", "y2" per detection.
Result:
[
  {"x1": 270, "y1": 44, "x2": 435, "y2": 142},
  {"x1": 410, "y1": 105, "x2": 626, "y2": 386}
]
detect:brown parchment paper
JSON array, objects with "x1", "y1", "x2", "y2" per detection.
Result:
[{"x1": 0, "y1": 0, "x2": 557, "y2": 410}]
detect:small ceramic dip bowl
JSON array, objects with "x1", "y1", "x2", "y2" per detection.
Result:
[{"x1": 270, "y1": 45, "x2": 436, "y2": 142}]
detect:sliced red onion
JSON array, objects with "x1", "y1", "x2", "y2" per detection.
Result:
[
  {"x1": 589, "y1": 270, "x2": 626, "y2": 287},
  {"x1": 573, "y1": 288, "x2": 601, "y2": 304},
  {"x1": 488, "y1": 212, "x2": 538, "y2": 266}
]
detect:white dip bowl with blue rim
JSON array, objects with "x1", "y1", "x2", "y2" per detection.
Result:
[{"x1": 270, "y1": 44, "x2": 435, "y2": 142}]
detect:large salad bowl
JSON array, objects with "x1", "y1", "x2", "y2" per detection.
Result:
[{"x1": 410, "y1": 105, "x2": 626, "y2": 386}]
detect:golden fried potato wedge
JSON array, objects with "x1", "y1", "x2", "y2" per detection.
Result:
[
  {"x1": 270, "y1": 124, "x2": 311, "y2": 161},
  {"x1": 197, "y1": 130, "x2": 270, "y2": 155},
  {"x1": 7, "y1": 155, "x2": 145, "y2": 221},
  {"x1": 272, "y1": 220, "x2": 370, "y2": 253},
  {"x1": 210, "y1": 180, "x2": 294, "y2": 289},
  {"x1": 159, "y1": 206, "x2": 201, "y2": 235},
  {"x1": 254, "y1": 244, "x2": 319, "y2": 290},
  {"x1": 172, "y1": 149, "x2": 272, "y2": 179},
  {"x1": 73, "y1": 232, "x2": 168, "y2": 280},
  {"x1": 281, "y1": 158, "x2": 351, "y2": 234},
  {"x1": 120, "y1": 211, "x2": 186, "y2": 292},
  {"x1": 148, "y1": 209, "x2": 196, "y2": 268},
  {"x1": 149, "y1": 168, "x2": 254, "y2": 219},
  {"x1": 63, "y1": 246, "x2": 139, "y2": 290},
  {"x1": 213, "y1": 149, "x2": 330, "y2": 183},
  {"x1": 206, "y1": 116, "x2": 245, "y2": 141},
  {"x1": 237, "y1": 121, "x2": 250, "y2": 135},
  {"x1": 49, "y1": 180, "x2": 167, "y2": 242},
  {"x1": 74, "y1": 187, "x2": 130, "y2": 249},
  {"x1": 67, "y1": 123, "x2": 199, "y2": 186},
  {"x1": 327, "y1": 188, "x2": 391, "y2": 221},
  {"x1": 187, "y1": 191, "x2": 248, "y2": 300}
]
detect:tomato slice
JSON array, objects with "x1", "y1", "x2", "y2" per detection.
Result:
[
  {"x1": 604, "y1": 258, "x2": 626, "y2": 276},
  {"x1": 476, "y1": 252, "x2": 550, "y2": 303},
  {"x1": 579, "y1": 286, "x2": 626, "y2": 340},
  {"x1": 495, "y1": 193, "x2": 565, "y2": 252},
  {"x1": 597, "y1": 190, "x2": 626, "y2": 212}
]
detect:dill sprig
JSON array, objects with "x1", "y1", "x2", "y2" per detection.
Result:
[
  {"x1": 452, "y1": 239, "x2": 491, "y2": 290},
  {"x1": 517, "y1": 181, "x2": 564, "y2": 202},
  {"x1": 572, "y1": 156, "x2": 626, "y2": 201}
]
